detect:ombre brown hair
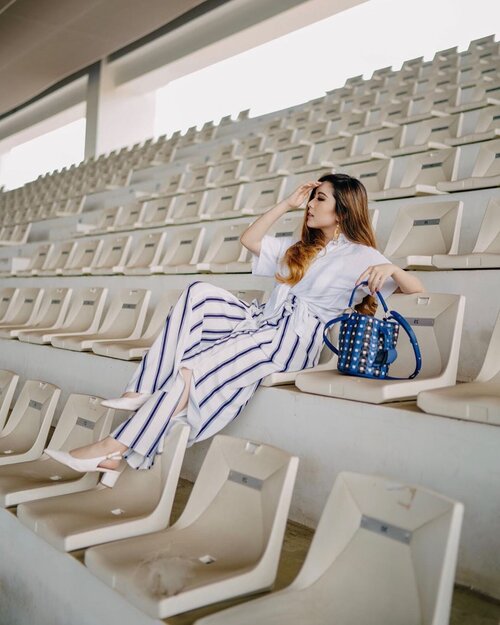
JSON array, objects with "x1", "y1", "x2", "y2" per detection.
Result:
[{"x1": 276, "y1": 173, "x2": 378, "y2": 314}]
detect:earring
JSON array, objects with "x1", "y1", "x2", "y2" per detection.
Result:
[{"x1": 333, "y1": 224, "x2": 341, "y2": 241}]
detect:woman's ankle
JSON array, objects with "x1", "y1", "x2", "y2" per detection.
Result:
[{"x1": 122, "y1": 391, "x2": 143, "y2": 398}]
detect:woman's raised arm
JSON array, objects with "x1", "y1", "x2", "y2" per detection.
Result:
[{"x1": 240, "y1": 181, "x2": 320, "y2": 255}]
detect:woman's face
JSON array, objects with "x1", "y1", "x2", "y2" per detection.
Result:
[{"x1": 306, "y1": 181, "x2": 339, "y2": 238}]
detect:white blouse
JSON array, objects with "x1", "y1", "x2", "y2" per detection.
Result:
[{"x1": 252, "y1": 233, "x2": 397, "y2": 336}]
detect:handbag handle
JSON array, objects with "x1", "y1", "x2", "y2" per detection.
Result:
[{"x1": 323, "y1": 282, "x2": 422, "y2": 380}]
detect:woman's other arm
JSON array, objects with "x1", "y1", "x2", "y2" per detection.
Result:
[
  {"x1": 356, "y1": 263, "x2": 425, "y2": 295},
  {"x1": 240, "y1": 181, "x2": 320, "y2": 255}
]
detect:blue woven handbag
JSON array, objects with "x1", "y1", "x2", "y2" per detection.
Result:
[{"x1": 323, "y1": 282, "x2": 422, "y2": 380}]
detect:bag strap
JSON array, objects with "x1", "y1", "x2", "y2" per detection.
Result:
[{"x1": 323, "y1": 282, "x2": 422, "y2": 380}]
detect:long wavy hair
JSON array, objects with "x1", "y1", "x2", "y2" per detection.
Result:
[{"x1": 276, "y1": 173, "x2": 378, "y2": 314}]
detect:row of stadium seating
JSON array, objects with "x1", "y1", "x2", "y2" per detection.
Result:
[{"x1": 0, "y1": 373, "x2": 464, "y2": 622}]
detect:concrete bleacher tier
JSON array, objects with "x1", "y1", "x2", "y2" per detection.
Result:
[{"x1": 0, "y1": 33, "x2": 499, "y2": 623}]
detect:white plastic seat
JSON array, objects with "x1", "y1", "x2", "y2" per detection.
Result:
[
  {"x1": 0, "y1": 223, "x2": 31, "y2": 246},
  {"x1": 381, "y1": 149, "x2": 459, "y2": 199},
  {"x1": 116, "y1": 232, "x2": 166, "y2": 275},
  {"x1": 299, "y1": 138, "x2": 351, "y2": 171},
  {"x1": 150, "y1": 227, "x2": 205, "y2": 274},
  {"x1": 0, "y1": 287, "x2": 44, "y2": 332},
  {"x1": 59, "y1": 239, "x2": 103, "y2": 275},
  {"x1": 383, "y1": 200, "x2": 463, "y2": 269},
  {"x1": 207, "y1": 160, "x2": 246, "y2": 187},
  {"x1": 18, "y1": 287, "x2": 108, "y2": 345},
  {"x1": 86, "y1": 235, "x2": 132, "y2": 275},
  {"x1": 448, "y1": 104, "x2": 500, "y2": 145},
  {"x1": 36, "y1": 241, "x2": 77, "y2": 275},
  {"x1": 85, "y1": 206, "x2": 123, "y2": 235},
  {"x1": 106, "y1": 203, "x2": 142, "y2": 232},
  {"x1": 0, "y1": 394, "x2": 114, "y2": 507},
  {"x1": 205, "y1": 142, "x2": 238, "y2": 165},
  {"x1": 234, "y1": 135, "x2": 270, "y2": 159},
  {"x1": 85, "y1": 435, "x2": 299, "y2": 619},
  {"x1": 240, "y1": 178, "x2": 287, "y2": 215},
  {"x1": 17, "y1": 423, "x2": 190, "y2": 551},
  {"x1": 447, "y1": 79, "x2": 500, "y2": 114},
  {"x1": 0, "y1": 370, "x2": 19, "y2": 433},
  {"x1": 183, "y1": 166, "x2": 215, "y2": 192},
  {"x1": 296, "y1": 292, "x2": 466, "y2": 403},
  {"x1": 133, "y1": 197, "x2": 174, "y2": 228},
  {"x1": 165, "y1": 191, "x2": 207, "y2": 224},
  {"x1": 0, "y1": 380, "x2": 60, "y2": 466},
  {"x1": 390, "y1": 116, "x2": 459, "y2": 157},
  {"x1": 199, "y1": 185, "x2": 243, "y2": 220},
  {"x1": 91, "y1": 289, "x2": 182, "y2": 359},
  {"x1": 432, "y1": 197, "x2": 500, "y2": 269},
  {"x1": 15, "y1": 243, "x2": 54, "y2": 276},
  {"x1": 0, "y1": 287, "x2": 72, "y2": 339},
  {"x1": 274, "y1": 144, "x2": 318, "y2": 174},
  {"x1": 197, "y1": 472, "x2": 463, "y2": 625},
  {"x1": 240, "y1": 153, "x2": 281, "y2": 181},
  {"x1": 197, "y1": 214, "x2": 301, "y2": 274},
  {"x1": 340, "y1": 160, "x2": 393, "y2": 200},
  {"x1": 51, "y1": 288, "x2": 150, "y2": 352},
  {"x1": 418, "y1": 309, "x2": 500, "y2": 425},
  {"x1": 438, "y1": 138, "x2": 500, "y2": 192},
  {"x1": 0, "y1": 287, "x2": 18, "y2": 322},
  {"x1": 55, "y1": 196, "x2": 85, "y2": 217},
  {"x1": 343, "y1": 127, "x2": 401, "y2": 163}
]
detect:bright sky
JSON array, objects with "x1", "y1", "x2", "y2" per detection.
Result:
[{"x1": 1, "y1": 0, "x2": 499, "y2": 190}]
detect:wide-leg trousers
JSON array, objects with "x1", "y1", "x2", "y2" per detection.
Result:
[{"x1": 111, "y1": 281, "x2": 324, "y2": 469}]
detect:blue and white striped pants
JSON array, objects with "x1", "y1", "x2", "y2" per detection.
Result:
[{"x1": 111, "y1": 282, "x2": 324, "y2": 469}]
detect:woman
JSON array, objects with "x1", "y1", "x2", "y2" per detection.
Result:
[{"x1": 46, "y1": 173, "x2": 424, "y2": 486}]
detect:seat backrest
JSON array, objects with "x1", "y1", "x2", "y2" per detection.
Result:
[
  {"x1": 472, "y1": 197, "x2": 500, "y2": 254},
  {"x1": 168, "y1": 191, "x2": 206, "y2": 221},
  {"x1": 241, "y1": 177, "x2": 286, "y2": 213},
  {"x1": 235, "y1": 135, "x2": 267, "y2": 159},
  {"x1": 202, "y1": 185, "x2": 242, "y2": 217},
  {"x1": 2, "y1": 287, "x2": 44, "y2": 325},
  {"x1": 114, "y1": 203, "x2": 142, "y2": 229},
  {"x1": 241, "y1": 153, "x2": 276, "y2": 179},
  {"x1": 59, "y1": 287, "x2": 108, "y2": 332},
  {"x1": 65, "y1": 239, "x2": 103, "y2": 269},
  {"x1": 159, "y1": 227, "x2": 205, "y2": 267},
  {"x1": 96, "y1": 206, "x2": 122, "y2": 230},
  {"x1": 173, "y1": 436, "x2": 298, "y2": 555},
  {"x1": 94, "y1": 235, "x2": 131, "y2": 268},
  {"x1": 358, "y1": 126, "x2": 402, "y2": 154},
  {"x1": 399, "y1": 148, "x2": 459, "y2": 187},
  {"x1": 476, "y1": 310, "x2": 500, "y2": 382},
  {"x1": 128, "y1": 232, "x2": 166, "y2": 268},
  {"x1": 384, "y1": 201, "x2": 463, "y2": 258},
  {"x1": 99, "y1": 288, "x2": 150, "y2": 337},
  {"x1": 210, "y1": 160, "x2": 242, "y2": 187},
  {"x1": 46, "y1": 394, "x2": 114, "y2": 452},
  {"x1": 474, "y1": 103, "x2": 500, "y2": 134},
  {"x1": 139, "y1": 197, "x2": 174, "y2": 226},
  {"x1": 342, "y1": 159, "x2": 393, "y2": 192},
  {"x1": 201, "y1": 223, "x2": 249, "y2": 264},
  {"x1": 0, "y1": 288, "x2": 18, "y2": 322},
  {"x1": 31, "y1": 287, "x2": 72, "y2": 328},
  {"x1": 292, "y1": 472, "x2": 463, "y2": 625},
  {"x1": 471, "y1": 137, "x2": 500, "y2": 178},
  {"x1": 385, "y1": 292, "x2": 465, "y2": 380},
  {"x1": 413, "y1": 116, "x2": 461, "y2": 146},
  {"x1": 0, "y1": 370, "x2": 19, "y2": 432},
  {"x1": 142, "y1": 290, "x2": 184, "y2": 340},
  {"x1": 277, "y1": 144, "x2": 314, "y2": 172},
  {"x1": 26, "y1": 243, "x2": 54, "y2": 271},
  {"x1": 1, "y1": 380, "x2": 61, "y2": 443},
  {"x1": 42, "y1": 241, "x2": 77, "y2": 270},
  {"x1": 312, "y1": 137, "x2": 353, "y2": 164}
]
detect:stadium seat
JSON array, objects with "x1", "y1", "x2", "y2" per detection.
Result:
[
  {"x1": 437, "y1": 139, "x2": 500, "y2": 192},
  {"x1": 0, "y1": 287, "x2": 19, "y2": 321},
  {"x1": 91, "y1": 289, "x2": 182, "y2": 359},
  {"x1": 150, "y1": 227, "x2": 205, "y2": 274},
  {"x1": 447, "y1": 79, "x2": 500, "y2": 114},
  {"x1": 391, "y1": 116, "x2": 459, "y2": 156},
  {"x1": 0, "y1": 223, "x2": 31, "y2": 246},
  {"x1": 197, "y1": 472, "x2": 463, "y2": 625},
  {"x1": 296, "y1": 292, "x2": 466, "y2": 403},
  {"x1": 208, "y1": 160, "x2": 247, "y2": 187},
  {"x1": 165, "y1": 191, "x2": 207, "y2": 224},
  {"x1": 383, "y1": 200, "x2": 463, "y2": 269},
  {"x1": 0, "y1": 380, "x2": 60, "y2": 466},
  {"x1": 0, "y1": 370, "x2": 19, "y2": 432},
  {"x1": 342, "y1": 127, "x2": 400, "y2": 163},
  {"x1": 84, "y1": 435, "x2": 299, "y2": 619},
  {"x1": 0, "y1": 287, "x2": 44, "y2": 332},
  {"x1": 380, "y1": 149, "x2": 459, "y2": 199},
  {"x1": 240, "y1": 178, "x2": 287, "y2": 215},
  {"x1": 448, "y1": 104, "x2": 500, "y2": 145},
  {"x1": 234, "y1": 135, "x2": 272, "y2": 159},
  {"x1": 86, "y1": 235, "x2": 132, "y2": 275},
  {"x1": 432, "y1": 197, "x2": 500, "y2": 268},
  {"x1": 417, "y1": 310, "x2": 500, "y2": 425},
  {"x1": 340, "y1": 160, "x2": 393, "y2": 200},
  {"x1": 104, "y1": 202, "x2": 142, "y2": 232},
  {"x1": 0, "y1": 394, "x2": 114, "y2": 507},
  {"x1": 0, "y1": 287, "x2": 72, "y2": 339},
  {"x1": 50, "y1": 288, "x2": 149, "y2": 352},
  {"x1": 59, "y1": 239, "x2": 103, "y2": 276},
  {"x1": 15, "y1": 243, "x2": 55, "y2": 276},
  {"x1": 240, "y1": 153, "x2": 282, "y2": 181},
  {"x1": 278, "y1": 143, "x2": 331, "y2": 173},
  {"x1": 17, "y1": 423, "x2": 190, "y2": 552},
  {"x1": 17, "y1": 287, "x2": 108, "y2": 345},
  {"x1": 36, "y1": 241, "x2": 77, "y2": 276},
  {"x1": 83, "y1": 206, "x2": 124, "y2": 235},
  {"x1": 133, "y1": 197, "x2": 174, "y2": 229},
  {"x1": 115, "y1": 232, "x2": 166, "y2": 275},
  {"x1": 205, "y1": 141, "x2": 239, "y2": 165},
  {"x1": 199, "y1": 185, "x2": 243, "y2": 220}
]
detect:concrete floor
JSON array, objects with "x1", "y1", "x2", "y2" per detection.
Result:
[{"x1": 164, "y1": 479, "x2": 500, "y2": 625}]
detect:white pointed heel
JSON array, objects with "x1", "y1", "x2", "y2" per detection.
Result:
[
  {"x1": 100, "y1": 468, "x2": 123, "y2": 488},
  {"x1": 100, "y1": 395, "x2": 150, "y2": 411},
  {"x1": 44, "y1": 448, "x2": 123, "y2": 475}
]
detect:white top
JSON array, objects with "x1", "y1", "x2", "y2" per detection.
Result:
[{"x1": 252, "y1": 233, "x2": 397, "y2": 336}]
